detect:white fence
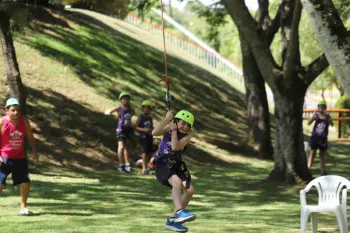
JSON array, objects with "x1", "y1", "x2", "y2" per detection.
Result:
[{"x1": 124, "y1": 13, "x2": 244, "y2": 85}]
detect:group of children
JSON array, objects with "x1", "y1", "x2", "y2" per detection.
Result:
[
  {"x1": 105, "y1": 92, "x2": 197, "y2": 232},
  {"x1": 104, "y1": 92, "x2": 159, "y2": 174}
]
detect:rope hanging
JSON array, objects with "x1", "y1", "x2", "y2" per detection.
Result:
[{"x1": 157, "y1": 0, "x2": 171, "y2": 111}]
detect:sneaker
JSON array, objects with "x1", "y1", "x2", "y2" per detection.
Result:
[
  {"x1": 174, "y1": 209, "x2": 196, "y2": 224},
  {"x1": 117, "y1": 166, "x2": 126, "y2": 173},
  {"x1": 19, "y1": 208, "x2": 34, "y2": 216},
  {"x1": 164, "y1": 218, "x2": 188, "y2": 232},
  {"x1": 124, "y1": 165, "x2": 132, "y2": 172},
  {"x1": 321, "y1": 171, "x2": 328, "y2": 176},
  {"x1": 141, "y1": 170, "x2": 150, "y2": 175}
]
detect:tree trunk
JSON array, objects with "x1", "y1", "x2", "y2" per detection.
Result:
[
  {"x1": 321, "y1": 89, "x2": 325, "y2": 100},
  {"x1": 0, "y1": 12, "x2": 26, "y2": 114},
  {"x1": 267, "y1": 80, "x2": 313, "y2": 184},
  {"x1": 301, "y1": 0, "x2": 350, "y2": 97},
  {"x1": 338, "y1": 85, "x2": 345, "y2": 96},
  {"x1": 241, "y1": 33, "x2": 273, "y2": 160}
]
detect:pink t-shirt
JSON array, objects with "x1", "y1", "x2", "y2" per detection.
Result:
[{"x1": 1, "y1": 116, "x2": 26, "y2": 159}]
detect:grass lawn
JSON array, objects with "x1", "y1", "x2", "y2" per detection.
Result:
[
  {"x1": 0, "y1": 7, "x2": 349, "y2": 233},
  {"x1": 1, "y1": 141, "x2": 349, "y2": 233}
]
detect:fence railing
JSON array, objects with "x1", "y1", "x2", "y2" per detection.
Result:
[{"x1": 125, "y1": 13, "x2": 244, "y2": 86}]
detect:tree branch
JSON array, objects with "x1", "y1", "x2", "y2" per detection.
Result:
[
  {"x1": 304, "y1": 54, "x2": 329, "y2": 86},
  {"x1": 265, "y1": 5, "x2": 282, "y2": 45},
  {"x1": 255, "y1": 0, "x2": 269, "y2": 27},
  {"x1": 283, "y1": 0, "x2": 302, "y2": 81},
  {"x1": 222, "y1": 0, "x2": 282, "y2": 92},
  {"x1": 301, "y1": 0, "x2": 350, "y2": 98}
]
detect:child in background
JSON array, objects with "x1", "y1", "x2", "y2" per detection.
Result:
[
  {"x1": 135, "y1": 135, "x2": 162, "y2": 171},
  {"x1": 307, "y1": 100, "x2": 334, "y2": 176},
  {"x1": 105, "y1": 92, "x2": 135, "y2": 173},
  {"x1": 135, "y1": 100, "x2": 154, "y2": 175},
  {"x1": 0, "y1": 98, "x2": 38, "y2": 215}
]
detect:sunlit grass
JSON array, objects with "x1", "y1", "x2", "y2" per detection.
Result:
[{"x1": 2, "y1": 143, "x2": 348, "y2": 233}]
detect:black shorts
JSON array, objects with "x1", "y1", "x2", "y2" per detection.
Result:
[
  {"x1": 310, "y1": 136, "x2": 328, "y2": 152},
  {"x1": 155, "y1": 154, "x2": 191, "y2": 189},
  {"x1": 116, "y1": 128, "x2": 133, "y2": 142},
  {"x1": 139, "y1": 135, "x2": 154, "y2": 153},
  {"x1": 0, "y1": 157, "x2": 30, "y2": 186}
]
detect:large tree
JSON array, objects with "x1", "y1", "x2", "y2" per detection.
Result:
[
  {"x1": 193, "y1": 2, "x2": 276, "y2": 159},
  {"x1": 0, "y1": 2, "x2": 27, "y2": 113},
  {"x1": 237, "y1": 1, "x2": 283, "y2": 159},
  {"x1": 300, "y1": 0, "x2": 350, "y2": 97},
  {"x1": 222, "y1": 0, "x2": 329, "y2": 183}
]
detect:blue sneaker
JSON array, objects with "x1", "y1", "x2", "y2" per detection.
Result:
[
  {"x1": 164, "y1": 218, "x2": 188, "y2": 232},
  {"x1": 174, "y1": 209, "x2": 196, "y2": 224}
]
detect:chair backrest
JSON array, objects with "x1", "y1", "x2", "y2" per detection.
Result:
[{"x1": 305, "y1": 175, "x2": 350, "y2": 205}]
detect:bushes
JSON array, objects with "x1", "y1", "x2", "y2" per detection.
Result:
[{"x1": 333, "y1": 95, "x2": 350, "y2": 138}]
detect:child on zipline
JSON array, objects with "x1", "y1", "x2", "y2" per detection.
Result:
[
  {"x1": 307, "y1": 100, "x2": 334, "y2": 176},
  {"x1": 105, "y1": 92, "x2": 135, "y2": 173},
  {"x1": 135, "y1": 100, "x2": 154, "y2": 175},
  {"x1": 152, "y1": 110, "x2": 196, "y2": 232},
  {"x1": 0, "y1": 98, "x2": 38, "y2": 215}
]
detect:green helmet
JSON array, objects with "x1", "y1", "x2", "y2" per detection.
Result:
[
  {"x1": 318, "y1": 100, "x2": 327, "y2": 106},
  {"x1": 119, "y1": 92, "x2": 130, "y2": 100},
  {"x1": 141, "y1": 100, "x2": 152, "y2": 108},
  {"x1": 174, "y1": 110, "x2": 194, "y2": 127}
]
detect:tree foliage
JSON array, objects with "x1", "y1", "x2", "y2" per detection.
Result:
[{"x1": 191, "y1": 2, "x2": 228, "y2": 51}]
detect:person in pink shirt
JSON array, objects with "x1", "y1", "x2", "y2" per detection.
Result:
[{"x1": 0, "y1": 98, "x2": 38, "y2": 215}]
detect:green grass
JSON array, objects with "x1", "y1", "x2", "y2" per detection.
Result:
[
  {"x1": 0, "y1": 7, "x2": 350, "y2": 233},
  {"x1": 1, "y1": 142, "x2": 350, "y2": 233}
]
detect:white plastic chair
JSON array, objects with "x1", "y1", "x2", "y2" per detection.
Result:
[{"x1": 300, "y1": 175, "x2": 350, "y2": 233}]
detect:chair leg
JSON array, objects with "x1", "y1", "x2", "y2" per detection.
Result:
[
  {"x1": 300, "y1": 211, "x2": 309, "y2": 233},
  {"x1": 311, "y1": 213, "x2": 319, "y2": 233},
  {"x1": 334, "y1": 210, "x2": 347, "y2": 233},
  {"x1": 344, "y1": 210, "x2": 348, "y2": 232}
]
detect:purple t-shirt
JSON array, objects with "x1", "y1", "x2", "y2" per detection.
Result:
[
  {"x1": 311, "y1": 114, "x2": 330, "y2": 138},
  {"x1": 156, "y1": 131, "x2": 187, "y2": 161},
  {"x1": 138, "y1": 114, "x2": 153, "y2": 135},
  {"x1": 117, "y1": 105, "x2": 133, "y2": 133}
]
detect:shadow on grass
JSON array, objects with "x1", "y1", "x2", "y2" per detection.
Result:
[
  {"x1": 25, "y1": 86, "x2": 117, "y2": 170},
  {"x1": 2, "y1": 141, "x2": 348, "y2": 232}
]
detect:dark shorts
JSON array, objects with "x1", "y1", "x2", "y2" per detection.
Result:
[
  {"x1": 155, "y1": 154, "x2": 191, "y2": 189},
  {"x1": 116, "y1": 128, "x2": 133, "y2": 142},
  {"x1": 139, "y1": 134, "x2": 154, "y2": 154},
  {"x1": 310, "y1": 136, "x2": 328, "y2": 152},
  {"x1": 0, "y1": 157, "x2": 30, "y2": 186}
]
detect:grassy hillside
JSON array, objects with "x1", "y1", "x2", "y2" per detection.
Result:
[
  {"x1": 0, "y1": 7, "x2": 349, "y2": 233},
  {"x1": 0, "y1": 7, "x2": 250, "y2": 171}
]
